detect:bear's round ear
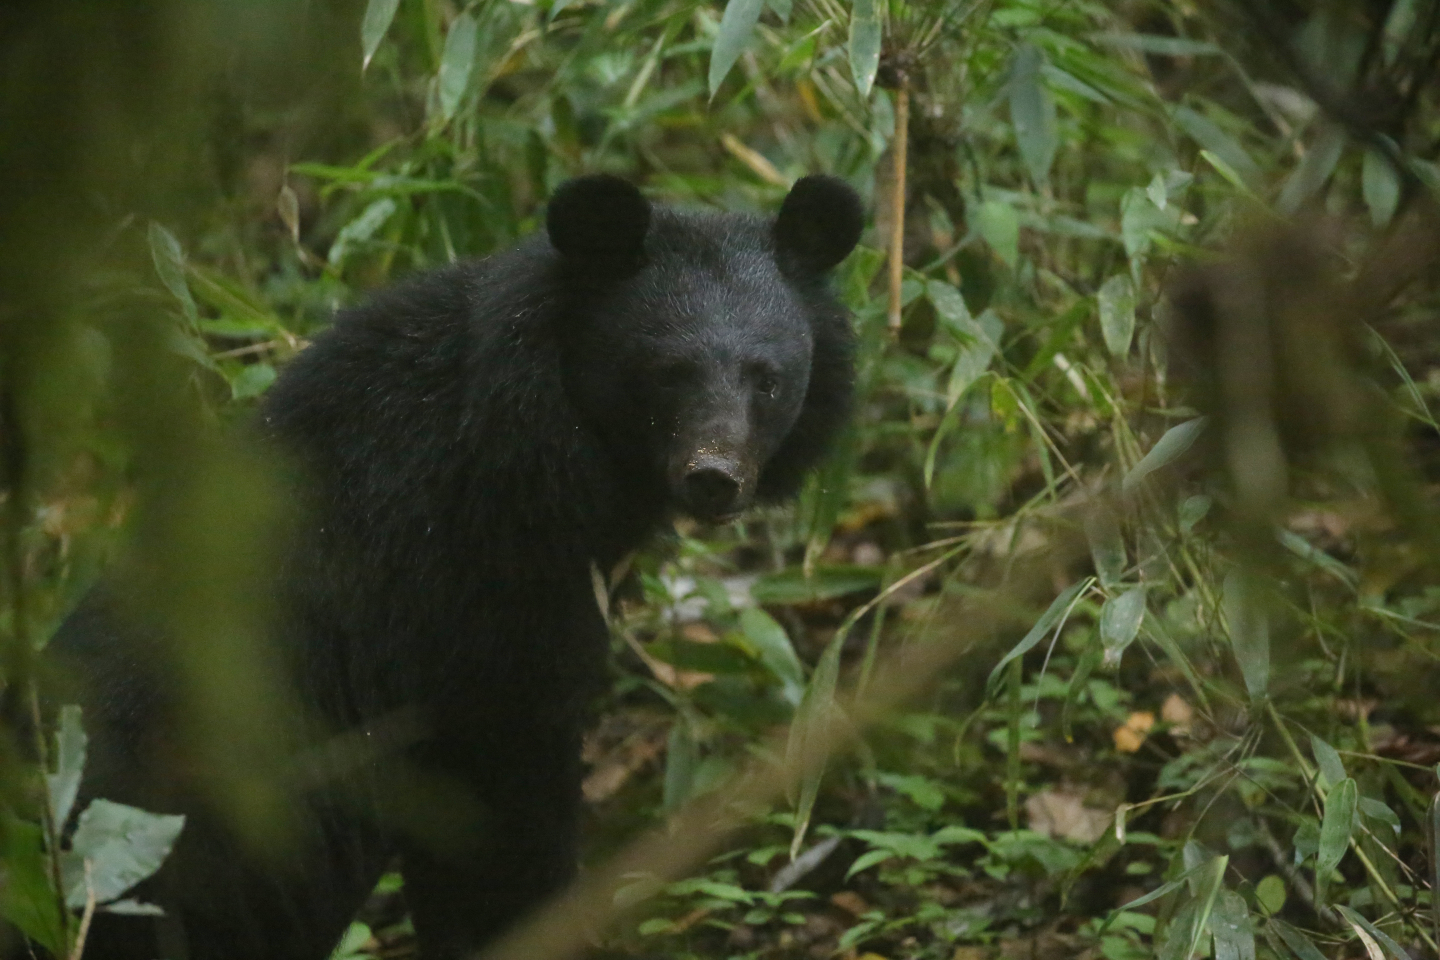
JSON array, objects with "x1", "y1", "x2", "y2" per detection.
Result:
[
  {"x1": 546, "y1": 175, "x2": 651, "y2": 266},
  {"x1": 774, "y1": 175, "x2": 864, "y2": 275}
]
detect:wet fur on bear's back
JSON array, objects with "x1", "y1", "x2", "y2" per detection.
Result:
[{"x1": 53, "y1": 175, "x2": 864, "y2": 960}]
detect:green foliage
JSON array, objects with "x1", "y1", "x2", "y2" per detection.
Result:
[{"x1": 6, "y1": 0, "x2": 1440, "y2": 957}]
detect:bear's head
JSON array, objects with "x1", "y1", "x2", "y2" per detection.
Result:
[{"x1": 548, "y1": 174, "x2": 864, "y2": 523}]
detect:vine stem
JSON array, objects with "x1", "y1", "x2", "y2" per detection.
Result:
[{"x1": 886, "y1": 75, "x2": 910, "y2": 332}]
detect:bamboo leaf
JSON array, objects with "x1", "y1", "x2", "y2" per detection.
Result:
[
  {"x1": 1010, "y1": 44, "x2": 1058, "y2": 185},
  {"x1": 1335, "y1": 905, "x2": 1413, "y2": 960},
  {"x1": 1310, "y1": 734, "x2": 1346, "y2": 792},
  {"x1": 1315, "y1": 777, "x2": 1357, "y2": 904},
  {"x1": 1085, "y1": 507, "x2": 1126, "y2": 589},
  {"x1": 1223, "y1": 569, "x2": 1270, "y2": 701},
  {"x1": 1362, "y1": 147, "x2": 1401, "y2": 228},
  {"x1": 987, "y1": 579, "x2": 1090, "y2": 689},
  {"x1": 1271, "y1": 920, "x2": 1330, "y2": 960},
  {"x1": 1174, "y1": 106, "x2": 1261, "y2": 187},
  {"x1": 1097, "y1": 273, "x2": 1136, "y2": 357},
  {"x1": 739, "y1": 608, "x2": 806, "y2": 705},
  {"x1": 1277, "y1": 123, "x2": 1346, "y2": 214},
  {"x1": 438, "y1": 12, "x2": 479, "y2": 122},
  {"x1": 48, "y1": 706, "x2": 87, "y2": 831},
  {"x1": 709, "y1": 0, "x2": 766, "y2": 97},
  {"x1": 848, "y1": 0, "x2": 882, "y2": 97},
  {"x1": 1122, "y1": 417, "x2": 1207, "y2": 493},
  {"x1": 1099, "y1": 587, "x2": 1146, "y2": 665},
  {"x1": 361, "y1": 0, "x2": 402, "y2": 71},
  {"x1": 148, "y1": 222, "x2": 198, "y2": 325}
]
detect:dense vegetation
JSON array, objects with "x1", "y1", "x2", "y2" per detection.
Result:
[{"x1": 3, "y1": 1, "x2": 1440, "y2": 958}]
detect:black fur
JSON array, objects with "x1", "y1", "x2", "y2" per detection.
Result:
[{"x1": 46, "y1": 175, "x2": 863, "y2": 960}]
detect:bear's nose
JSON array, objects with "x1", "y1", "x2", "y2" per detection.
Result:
[{"x1": 683, "y1": 466, "x2": 741, "y2": 519}]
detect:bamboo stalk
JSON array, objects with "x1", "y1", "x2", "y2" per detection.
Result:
[{"x1": 887, "y1": 76, "x2": 910, "y2": 332}]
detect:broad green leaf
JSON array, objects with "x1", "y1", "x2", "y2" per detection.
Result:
[
  {"x1": 1085, "y1": 507, "x2": 1126, "y2": 589},
  {"x1": 230, "y1": 363, "x2": 277, "y2": 401},
  {"x1": 1358, "y1": 796, "x2": 1401, "y2": 837},
  {"x1": 926, "y1": 279, "x2": 971, "y2": 334},
  {"x1": 646, "y1": 637, "x2": 753, "y2": 674},
  {"x1": 1146, "y1": 172, "x2": 1168, "y2": 210},
  {"x1": 148, "y1": 222, "x2": 197, "y2": 325},
  {"x1": 944, "y1": 309, "x2": 1002, "y2": 408},
  {"x1": 48, "y1": 706, "x2": 86, "y2": 832},
  {"x1": 1255, "y1": 875, "x2": 1286, "y2": 916},
  {"x1": 874, "y1": 772, "x2": 944, "y2": 811},
  {"x1": 767, "y1": 0, "x2": 792, "y2": 22},
  {"x1": 709, "y1": 0, "x2": 766, "y2": 97},
  {"x1": 976, "y1": 200, "x2": 1019, "y2": 268},
  {"x1": 328, "y1": 197, "x2": 398, "y2": 268},
  {"x1": 662, "y1": 719, "x2": 698, "y2": 812},
  {"x1": 1099, "y1": 587, "x2": 1146, "y2": 665},
  {"x1": 931, "y1": 825, "x2": 985, "y2": 845},
  {"x1": 1174, "y1": 106, "x2": 1262, "y2": 187},
  {"x1": 845, "y1": 848, "x2": 894, "y2": 878},
  {"x1": 438, "y1": 12, "x2": 479, "y2": 123},
  {"x1": 1119, "y1": 186, "x2": 1176, "y2": 265},
  {"x1": 1222, "y1": 569, "x2": 1269, "y2": 701},
  {"x1": 1411, "y1": 157, "x2": 1440, "y2": 198},
  {"x1": 1362, "y1": 147, "x2": 1401, "y2": 228},
  {"x1": 1010, "y1": 45, "x2": 1058, "y2": 185},
  {"x1": 1383, "y1": 0, "x2": 1423, "y2": 66},
  {"x1": 850, "y1": 829, "x2": 946, "y2": 864},
  {"x1": 1209, "y1": 889, "x2": 1256, "y2": 960},
  {"x1": 751, "y1": 565, "x2": 881, "y2": 605},
  {"x1": 739, "y1": 607, "x2": 805, "y2": 705},
  {"x1": 1271, "y1": 920, "x2": 1330, "y2": 960},
  {"x1": 0, "y1": 814, "x2": 65, "y2": 955},
  {"x1": 331, "y1": 921, "x2": 373, "y2": 960},
  {"x1": 1315, "y1": 777, "x2": 1356, "y2": 904},
  {"x1": 987, "y1": 579, "x2": 1090, "y2": 688},
  {"x1": 1179, "y1": 494, "x2": 1211, "y2": 534},
  {"x1": 1097, "y1": 273, "x2": 1136, "y2": 357},
  {"x1": 848, "y1": 0, "x2": 882, "y2": 97},
  {"x1": 62, "y1": 800, "x2": 185, "y2": 909},
  {"x1": 1309, "y1": 734, "x2": 1346, "y2": 792},
  {"x1": 1277, "y1": 123, "x2": 1345, "y2": 214},
  {"x1": 1292, "y1": 818, "x2": 1319, "y2": 865},
  {"x1": 361, "y1": 0, "x2": 402, "y2": 71},
  {"x1": 1335, "y1": 905, "x2": 1413, "y2": 960},
  {"x1": 1122, "y1": 417, "x2": 1207, "y2": 493}
]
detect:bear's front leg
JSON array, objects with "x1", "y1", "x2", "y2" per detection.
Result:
[{"x1": 400, "y1": 725, "x2": 584, "y2": 960}]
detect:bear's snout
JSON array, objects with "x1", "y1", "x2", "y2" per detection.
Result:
[{"x1": 675, "y1": 451, "x2": 753, "y2": 522}]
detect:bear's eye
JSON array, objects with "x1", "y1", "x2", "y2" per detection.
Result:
[{"x1": 754, "y1": 372, "x2": 780, "y2": 398}]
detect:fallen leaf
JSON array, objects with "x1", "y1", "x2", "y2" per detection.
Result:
[
  {"x1": 1025, "y1": 789, "x2": 1110, "y2": 843},
  {"x1": 1113, "y1": 711, "x2": 1155, "y2": 753}
]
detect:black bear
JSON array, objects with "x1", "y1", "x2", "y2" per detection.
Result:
[{"x1": 47, "y1": 174, "x2": 864, "y2": 960}]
